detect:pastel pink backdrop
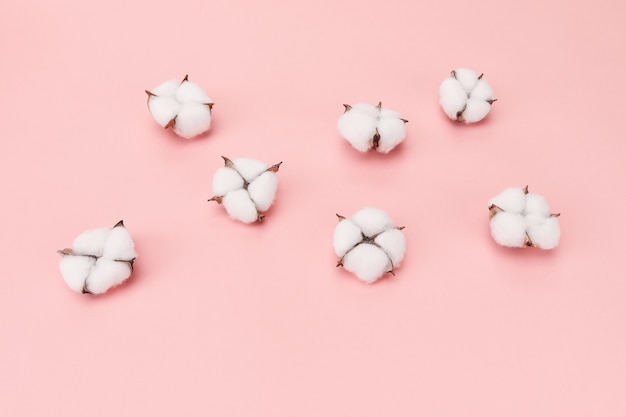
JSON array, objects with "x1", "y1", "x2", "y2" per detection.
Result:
[{"x1": 1, "y1": 0, "x2": 625, "y2": 415}]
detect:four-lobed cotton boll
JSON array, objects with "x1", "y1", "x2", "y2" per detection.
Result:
[
  {"x1": 333, "y1": 208, "x2": 406, "y2": 283},
  {"x1": 439, "y1": 68, "x2": 496, "y2": 123},
  {"x1": 488, "y1": 186, "x2": 561, "y2": 249},
  {"x1": 145, "y1": 75, "x2": 214, "y2": 139},
  {"x1": 209, "y1": 156, "x2": 282, "y2": 224},
  {"x1": 337, "y1": 102, "x2": 408, "y2": 153},
  {"x1": 58, "y1": 221, "x2": 137, "y2": 295}
]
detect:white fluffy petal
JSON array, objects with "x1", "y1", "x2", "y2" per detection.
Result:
[
  {"x1": 489, "y1": 187, "x2": 526, "y2": 214},
  {"x1": 232, "y1": 158, "x2": 269, "y2": 182},
  {"x1": 102, "y1": 225, "x2": 136, "y2": 261},
  {"x1": 439, "y1": 77, "x2": 467, "y2": 120},
  {"x1": 454, "y1": 68, "x2": 479, "y2": 93},
  {"x1": 72, "y1": 228, "x2": 111, "y2": 257},
  {"x1": 526, "y1": 214, "x2": 560, "y2": 249},
  {"x1": 333, "y1": 219, "x2": 364, "y2": 257},
  {"x1": 525, "y1": 193, "x2": 551, "y2": 216},
  {"x1": 462, "y1": 98, "x2": 491, "y2": 123},
  {"x1": 470, "y1": 78, "x2": 493, "y2": 101},
  {"x1": 374, "y1": 228, "x2": 406, "y2": 265},
  {"x1": 247, "y1": 171, "x2": 277, "y2": 212},
  {"x1": 342, "y1": 244, "x2": 391, "y2": 283},
  {"x1": 59, "y1": 255, "x2": 95, "y2": 293},
  {"x1": 221, "y1": 189, "x2": 259, "y2": 223},
  {"x1": 175, "y1": 80, "x2": 212, "y2": 104},
  {"x1": 86, "y1": 259, "x2": 132, "y2": 295},
  {"x1": 212, "y1": 167, "x2": 244, "y2": 197},
  {"x1": 376, "y1": 116, "x2": 406, "y2": 153},
  {"x1": 173, "y1": 103, "x2": 211, "y2": 139},
  {"x1": 337, "y1": 108, "x2": 378, "y2": 152},
  {"x1": 150, "y1": 79, "x2": 180, "y2": 97},
  {"x1": 148, "y1": 96, "x2": 181, "y2": 127},
  {"x1": 379, "y1": 108, "x2": 401, "y2": 118},
  {"x1": 350, "y1": 207, "x2": 393, "y2": 237},
  {"x1": 352, "y1": 102, "x2": 379, "y2": 117},
  {"x1": 490, "y1": 212, "x2": 527, "y2": 248}
]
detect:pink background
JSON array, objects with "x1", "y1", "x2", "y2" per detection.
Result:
[{"x1": 1, "y1": 0, "x2": 625, "y2": 415}]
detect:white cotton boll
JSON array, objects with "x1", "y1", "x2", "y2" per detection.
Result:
[
  {"x1": 439, "y1": 77, "x2": 468, "y2": 120},
  {"x1": 470, "y1": 78, "x2": 494, "y2": 101},
  {"x1": 221, "y1": 189, "x2": 259, "y2": 224},
  {"x1": 173, "y1": 103, "x2": 211, "y2": 139},
  {"x1": 350, "y1": 207, "x2": 394, "y2": 237},
  {"x1": 490, "y1": 212, "x2": 528, "y2": 248},
  {"x1": 333, "y1": 219, "x2": 364, "y2": 257},
  {"x1": 148, "y1": 97, "x2": 182, "y2": 127},
  {"x1": 212, "y1": 167, "x2": 244, "y2": 197},
  {"x1": 376, "y1": 117, "x2": 406, "y2": 153},
  {"x1": 102, "y1": 225, "x2": 136, "y2": 261},
  {"x1": 59, "y1": 255, "x2": 95, "y2": 293},
  {"x1": 488, "y1": 187, "x2": 526, "y2": 213},
  {"x1": 337, "y1": 108, "x2": 378, "y2": 152},
  {"x1": 72, "y1": 227, "x2": 111, "y2": 257},
  {"x1": 342, "y1": 243, "x2": 392, "y2": 284},
  {"x1": 454, "y1": 68, "x2": 479, "y2": 93},
  {"x1": 374, "y1": 228, "x2": 406, "y2": 265},
  {"x1": 525, "y1": 193, "x2": 551, "y2": 216},
  {"x1": 175, "y1": 81, "x2": 212, "y2": 104},
  {"x1": 247, "y1": 171, "x2": 278, "y2": 211},
  {"x1": 462, "y1": 98, "x2": 492, "y2": 123},
  {"x1": 86, "y1": 259, "x2": 132, "y2": 295},
  {"x1": 526, "y1": 215, "x2": 560, "y2": 250},
  {"x1": 232, "y1": 158, "x2": 270, "y2": 182},
  {"x1": 150, "y1": 79, "x2": 180, "y2": 97}
]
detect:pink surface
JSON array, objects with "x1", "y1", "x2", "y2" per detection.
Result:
[{"x1": 1, "y1": 0, "x2": 625, "y2": 415}]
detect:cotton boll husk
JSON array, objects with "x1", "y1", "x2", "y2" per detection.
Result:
[
  {"x1": 525, "y1": 193, "x2": 551, "y2": 216},
  {"x1": 148, "y1": 96, "x2": 182, "y2": 127},
  {"x1": 352, "y1": 102, "x2": 379, "y2": 118},
  {"x1": 72, "y1": 228, "x2": 111, "y2": 257},
  {"x1": 212, "y1": 167, "x2": 244, "y2": 197},
  {"x1": 86, "y1": 259, "x2": 132, "y2": 295},
  {"x1": 376, "y1": 117, "x2": 406, "y2": 153},
  {"x1": 374, "y1": 228, "x2": 406, "y2": 265},
  {"x1": 488, "y1": 187, "x2": 526, "y2": 214},
  {"x1": 526, "y1": 214, "x2": 560, "y2": 249},
  {"x1": 470, "y1": 78, "x2": 493, "y2": 101},
  {"x1": 59, "y1": 255, "x2": 95, "y2": 293},
  {"x1": 175, "y1": 81, "x2": 212, "y2": 104},
  {"x1": 342, "y1": 244, "x2": 391, "y2": 283},
  {"x1": 439, "y1": 77, "x2": 467, "y2": 119},
  {"x1": 221, "y1": 189, "x2": 259, "y2": 223},
  {"x1": 247, "y1": 171, "x2": 277, "y2": 211},
  {"x1": 454, "y1": 68, "x2": 479, "y2": 93},
  {"x1": 350, "y1": 207, "x2": 393, "y2": 237},
  {"x1": 462, "y1": 98, "x2": 491, "y2": 123},
  {"x1": 333, "y1": 219, "x2": 364, "y2": 257},
  {"x1": 232, "y1": 158, "x2": 269, "y2": 183},
  {"x1": 490, "y1": 212, "x2": 527, "y2": 247},
  {"x1": 150, "y1": 79, "x2": 180, "y2": 97},
  {"x1": 173, "y1": 103, "x2": 211, "y2": 139},
  {"x1": 337, "y1": 109, "x2": 378, "y2": 152},
  {"x1": 102, "y1": 226, "x2": 136, "y2": 261}
]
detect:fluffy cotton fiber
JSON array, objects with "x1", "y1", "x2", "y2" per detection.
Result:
[
  {"x1": 58, "y1": 220, "x2": 137, "y2": 295},
  {"x1": 337, "y1": 102, "x2": 408, "y2": 153},
  {"x1": 209, "y1": 156, "x2": 281, "y2": 223},
  {"x1": 488, "y1": 186, "x2": 561, "y2": 249},
  {"x1": 333, "y1": 207, "x2": 406, "y2": 283},
  {"x1": 439, "y1": 68, "x2": 496, "y2": 123},
  {"x1": 146, "y1": 75, "x2": 214, "y2": 139}
]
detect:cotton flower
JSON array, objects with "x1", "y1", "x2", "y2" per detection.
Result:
[
  {"x1": 333, "y1": 207, "x2": 406, "y2": 283},
  {"x1": 488, "y1": 186, "x2": 561, "y2": 249},
  {"x1": 337, "y1": 102, "x2": 408, "y2": 153},
  {"x1": 145, "y1": 75, "x2": 214, "y2": 139},
  {"x1": 58, "y1": 220, "x2": 137, "y2": 295},
  {"x1": 209, "y1": 156, "x2": 281, "y2": 224},
  {"x1": 439, "y1": 68, "x2": 496, "y2": 123}
]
